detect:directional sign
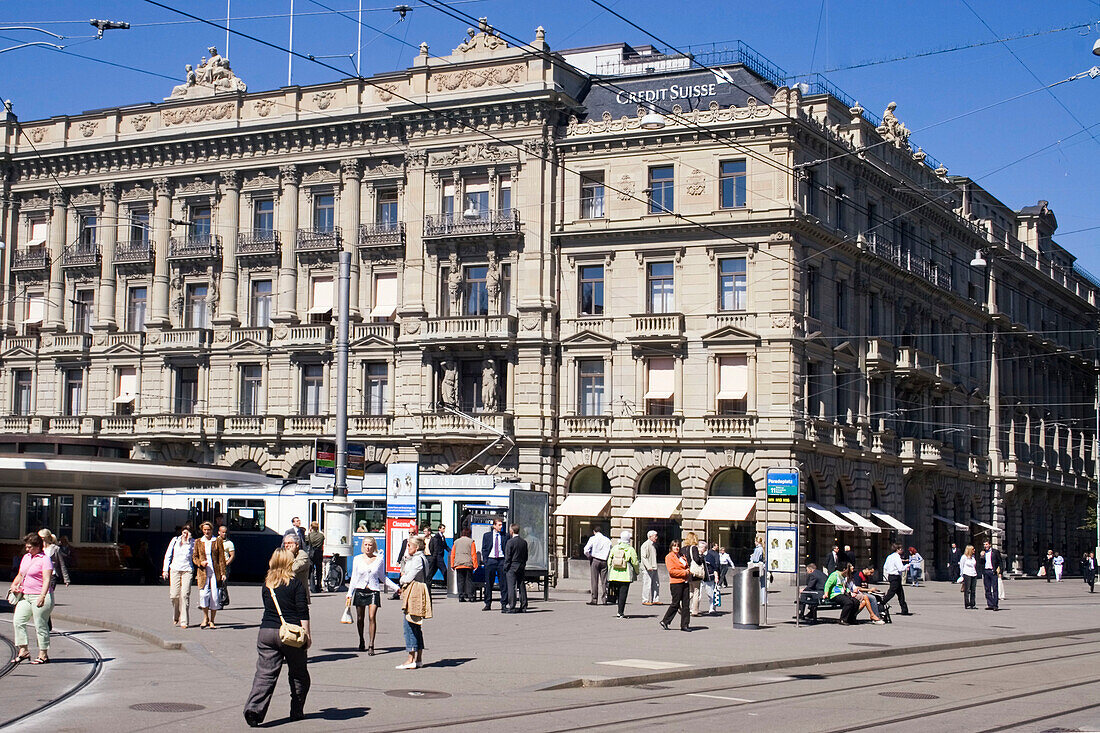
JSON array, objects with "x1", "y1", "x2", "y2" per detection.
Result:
[{"x1": 766, "y1": 468, "x2": 800, "y2": 504}]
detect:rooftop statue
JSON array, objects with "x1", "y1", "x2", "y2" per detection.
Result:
[
  {"x1": 168, "y1": 46, "x2": 247, "y2": 100},
  {"x1": 876, "y1": 101, "x2": 910, "y2": 149}
]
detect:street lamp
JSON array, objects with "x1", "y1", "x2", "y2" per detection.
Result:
[
  {"x1": 970, "y1": 247, "x2": 1006, "y2": 556},
  {"x1": 640, "y1": 104, "x2": 667, "y2": 130}
]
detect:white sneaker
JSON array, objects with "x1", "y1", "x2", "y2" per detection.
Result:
[
  {"x1": 395, "y1": 662, "x2": 417, "y2": 670},
  {"x1": 872, "y1": 619, "x2": 885, "y2": 625}
]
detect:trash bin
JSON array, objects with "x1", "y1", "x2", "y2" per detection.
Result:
[
  {"x1": 732, "y1": 566, "x2": 762, "y2": 629},
  {"x1": 447, "y1": 565, "x2": 460, "y2": 597}
]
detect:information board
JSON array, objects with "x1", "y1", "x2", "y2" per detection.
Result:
[
  {"x1": 766, "y1": 526, "x2": 798, "y2": 573},
  {"x1": 315, "y1": 440, "x2": 336, "y2": 476},
  {"x1": 509, "y1": 489, "x2": 549, "y2": 574},
  {"x1": 385, "y1": 462, "x2": 419, "y2": 519},
  {"x1": 765, "y1": 468, "x2": 800, "y2": 505},
  {"x1": 385, "y1": 516, "x2": 417, "y2": 573},
  {"x1": 347, "y1": 443, "x2": 365, "y2": 479}
]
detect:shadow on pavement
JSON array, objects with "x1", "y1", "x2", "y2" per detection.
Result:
[
  {"x1": 308, "y1": 652, "x2": 358, "y2": 663},
  {"x1": 421, "y1": 657, "x2": 474, "y2": 668}
]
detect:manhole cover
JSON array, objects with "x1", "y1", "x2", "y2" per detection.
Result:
[
  {"x1": 633, "y1": 684, "x2": 671, "y2": 690},
  {"x1": 129, "y1": 703, "x2": 206, "y2": 713},
  {"x1": 848, "y1": 642, "x2": 890, "y2": 648},
  {"x1": 879, "y1": 691, "x2": 940, "y2": 700},
  {"x1": 384, "y1": 689, "x2": 451, "y2": 699}
]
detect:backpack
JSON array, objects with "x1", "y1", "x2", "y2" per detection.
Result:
[{"x1": 611, "y1": 545, "x2": 629, "y2": 571}]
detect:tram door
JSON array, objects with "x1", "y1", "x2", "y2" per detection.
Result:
[
  {"x1": 309, "y1": 500, "x2": 327, "y2": 532},
  {"x1": 188, "y1": 499, "x2": 222, "y2": 530}
]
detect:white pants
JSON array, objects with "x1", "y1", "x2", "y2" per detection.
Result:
[
  {"x1": 701, "y1": 579, "x2": 716, "y2": 613},
  {"x1": 1054, "y1": 565, "x2": 1063, "y2": 581},
  {"x1": 170, "y1": 569, "x2": 193, "y2": 626},
  {"x1": 641, "y1": 569, "x2": 659, "y2": 603}
]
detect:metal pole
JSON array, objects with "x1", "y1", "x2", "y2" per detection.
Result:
[
  {"x1": 225, "y1": 0, "x2": 231, "y2": 59},
  {"x1": 287, "y1": 0, "x2": 294, "y2": 87},
  {"x1": 356, "y1": 0, "x2": 363, "y2": 77},
  {"x1": 334, "y1": 250, "x2": 350, "y2": 500},
  {"x1": 1095, "y1": 359, "x2": 1099, "y2": 558}
]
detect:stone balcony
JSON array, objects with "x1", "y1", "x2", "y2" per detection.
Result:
[
  {"x1": 352, "y1": 322, "x2": 398, "y2": 344},
  {"x1": 222, "y1": 415, "x2": 281, "y2": 436},
  {"x1": 275, "y1": 324, "x2": 332, "y2": 347},
  {"x1": 560, "y1": 415, "x2": 612, "y2": 439},
  {"x1": 230, "y1": 327, "x2": 272, "y2": 347},
  {"x1": 138, "y1": 414, "x2": 218, "y2": 436},
  {"x1": 632, "y1": 414, "x2": 683, "y2": 439},
  {"x1": 237, "y1": 230, "x2": 280, "y2": 258},
  {"x1": 95, "y1": 332, "x2": 145, "y2": 353},
  {"x1": 417, "y1": 412, "x2": 513, "y2": 440},
  {"x1": 419, "y1": 315, "x2": 517, "y2": 343},
  {"x1": 12, "y1": 246, "x2": 49, "y2": 272},
  {"x1": 2, "y1": 336, "x2": 38, "y2": 355},
  {"x1": 47, "y1": 416, "x2": 98, "y2": 435},
  {"x1": 358, "y1": 222, "x2": 405, "y2": 249},
  {"x1": 894, "y1": 346, "x2": 939, "y2": 384},
  {"x1": 99, "y1": 416, "x2": 136, "y2": 435},
  {"x1": 423, "y1": 209, "x2": 520, "y2": 239},
  {"x1": 43, "y1": 332, "x2": 90, "y2": 355},
  {"x1": 154, "y1": 328, "x2": 212, "y2": 351},
  {"x1": 865, "y1": 339, "x2": 895, "y2": 372},
  {"x1": 284, "y1": 415, "x2": 334, "y2": 436},
  {"x1": 168, "y1": 234, "x2": 221, "y2": 260},
  {"x1": 564, "y1": 317, "x2": 611, "y2": 337},
  {"x1": 630, "y1": 313, "x2": 685, "y2": 342},
  {"x1": 349, "y1": 415, "x2": 394, "y2": 436},
  {"x1": 899, "y1": 437, "x2": 952, "y2": 466},
  {"x1": 0, "y1": 416, "x2": 37, "y2": 433},
  {"x1": 114, "y1": 241, "x2": 154, "y2": 265},
  {"x1": 703, "y1": 414, "x2": 757, "y2": 439}
]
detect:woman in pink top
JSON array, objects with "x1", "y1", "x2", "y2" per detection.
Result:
[{"x1": 7, "y1": 532, "x2": 54, "y2": 663}]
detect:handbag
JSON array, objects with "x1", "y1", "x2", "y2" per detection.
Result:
[
  {"x1": 268, "y1": 585, "x2": 306, "y2": 648},
  {"x1": 339, "y1": 604, "x2": 354, "y2": 624},
  {"x1": 218, "y1": 585, "x2": 230, "y2": 607},
  {"x1": 6, "y1": 589, "x2": 23, "y2": 606}
]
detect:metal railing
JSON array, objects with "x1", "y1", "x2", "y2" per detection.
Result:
[
  {"x1": 296, "y1": 226, "x2": 341, "y2": 251},
  {"x1": 168, "y1": 234, "x2": 221, "y2": 259},
  {"x1": 12, "y1": 246, "x2": 49, "y2": 271},
  {"x1": 423, "y1": 209, "x2": 520, "y2": 237},
  {"x1": 358, "y1": 222, "x2": 405, "y2": 248},
  {"x1": 115, "y1": 240, "x2": 153, "y2": 264},
  {"x1": 62, "y1": 243, "x2": 100, "y2": 267},
  {"x1": 860, "y1": 232, "x2": 953, "y2": 292},
  {"x1": 237, "y1": 229, "x2": 279, "y2": 256}
]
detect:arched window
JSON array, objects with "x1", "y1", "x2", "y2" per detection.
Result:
[
  {"x1": 709, "y1": 468, "x2": 755, "y2": 497},
  {"x1": 569, "y1": 466, "x2": 611, "y2": 493},
  {"x1": 638, "y1": 468, "x2": 682, "y2": 495}
]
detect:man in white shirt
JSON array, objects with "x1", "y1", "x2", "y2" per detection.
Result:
[
  {"x1": 880, "y1": 543, "x2": 911, "y2": 615},
  {"x1": 583, "y1": 526, "x2": 613, "y2": 605},
  {"x1": 639, "y1": 530, "x2": 660, "y2": 605},
  {"x1": 218, "y1": 525, "x2": 236, "y2": 578}
]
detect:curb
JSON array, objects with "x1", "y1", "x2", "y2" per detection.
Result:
[
  {"x1": 51, "y1": 611, "x2": 184, "y2": 651},
  {"x1": 538, "y1": 625, "x2": 1100, "y2": 690}
]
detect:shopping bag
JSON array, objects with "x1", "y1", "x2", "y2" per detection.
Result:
[
  {"x1": 339, "y1": 605, "x2": 354, "y2": 624},
  {"x1": 712, "y1": 583, "x2": 722, "y2": 608},
  {"x1": 998, "y1": 577, "x2": 1007, "y2": 601},
  {"x1": 1037, "y1": 566, "x2": 1046, "y2": 577}
]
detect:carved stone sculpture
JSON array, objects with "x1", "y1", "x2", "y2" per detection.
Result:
[
  {"x1": 167, "y1": 46, "x2": 247, "y2": 100},
  {"x1": 440, "y1": 359, "x2": 458, "y2": 408},
  {"x1": 877, "y1": 101, "x2": 910, "y2": 149},
  {"x1": 447, "y1": 252, "x2": 462, "y2": 309},
  {"x1": 481, "y1": 359, "x2": 498, "y2": 412},
  {"x1": 485, "y1": 251, "x2": 500, "y2": 302}
]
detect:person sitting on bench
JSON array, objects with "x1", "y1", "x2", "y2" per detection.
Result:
[
  {"x1": 823, "y1": 565, "x2": 859, "y2": 625},
  {"x1": 798, "y1": 562, "x2": 828, "y2": 620},
  {"x1": 847, "y1": 563, "x2": 886, "y2": 625}
]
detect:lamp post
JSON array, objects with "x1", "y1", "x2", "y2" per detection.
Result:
[{"x1": 971, "y1": 246, "x2": 1006, "y2": 557}]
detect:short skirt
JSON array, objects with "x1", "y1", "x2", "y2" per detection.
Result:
[{"x1": 352, "y1": 589, "x2": 381, "y2": 607}]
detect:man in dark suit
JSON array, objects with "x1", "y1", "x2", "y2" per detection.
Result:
[
  {"x1": 1083, "y1": 551, "x2": 1096, "y2": 593},
  {"x1": 980, "y1": 539, "x2": 1003, "y2": 610},
  {"x1": 480, "y1": 518, "x2": 508, "y2": 611},
  {"x1": 502, "y1": 523, "x2": 529, "y2": 613},
  {"x1": 427, "y1": 524, "x2": 448, "y2": 588},
  {"x1": 948, "y1": 542, "x2": 962, "y2": 583},
  {"x1": 290, "y1": 517, "x2": 307, "y2": 549},
  {"x1": 825, "y1": 545, "x2": 840, "y2": 574},
  {"x1": 798, "y1": 562, "x2": 828, "y2": 621}
]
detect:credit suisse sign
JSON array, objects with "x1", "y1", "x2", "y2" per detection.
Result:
[{"x1": 581, "y1": 67, "x2": 775, "y2": 121}]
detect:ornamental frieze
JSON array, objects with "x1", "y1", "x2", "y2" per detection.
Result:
[
  {"x1": 25, "y1": 128, "x2": 46, "y2": 143},
  {"x1": 162, "y1": 101, "x2": 236, "y2": 127},
  {"x1": 70, "y1": 191, "x2": 100, "y2": 206},
  {"x1": 302, "y1": 167, "x2": 339, "y2": 185},
  {"x1": 175, "y1": 177, "x2": 216, "y2": 197},
  {"x1": 121, "y1": 184, "x2": 154, "y2": 201},
  {"x1": 243, "y1": 172, "x2": 279, "y2": 190},
  {"x1": 566, "y1": 99, "x2": 770, "y2": 137},
  {"x1": 433, "y1": 63, "x2": 524, "y2": 93},
  {"x1": 428, "y1": 142, "x2": 515, "y2": 167}
]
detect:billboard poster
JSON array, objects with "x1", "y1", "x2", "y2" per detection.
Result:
[
  {"x1": 509, "y1": 489, "x2": 549, "y2": 574},
  {"x1": 385, "y1": 516, "x2": 417, "y2": 573},
  {"x1": 766, "y1": 526, "x2": 798, "y2": 573},
  {"x1": 385, "y1": 462, "x2": 419, "y2": 519},
  {"x1": 315, "y1": 440, "x2": 336, "y2": 476},
  {"x1": 347, "y1": 443, "x2": 365, "y2": 479}
]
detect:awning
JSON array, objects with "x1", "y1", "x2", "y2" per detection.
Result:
[
  {"x1": 112, "y1": 394, "x2": 136, "y2": 404},
  {"x1": 805, "y1": 501, "x2": 855, "y2": 530},
  {"x1": 933, "y1": 514, "x2": 969, "y2": 531},
  {"x1": 869, "y1": 508, "x2": 914, "y2": 535},
  {"x1": 24, "y1": 293, "x2": 44, "y2": 325},
  {"x1": 309, "y1": 277, "x2": 333, "y2": 313},
  {"x1": 624, "y1": 495, "x2": 682, "y2": 519},
  {"x1": 834, "y1": 505, "x2": 881, "y2": 533},
  {"x1": 553, "y1": 494, "x2": 611, "y2": 517},
  {"x1": 644, "y1": 358, "x2": 674, "y2": 400},
  {"x1": 971, "y1": 519, "x2": 1004, "y2": 535},
  {"x1": 370, "y1": 273, "x2": 398, "y2": 319},
  {"x1": 716, "y1": 356, "x2": 748, "y2": 400},
  {"x1": 26, "y1": 238, "x2": 46, "y2": 248},
  {"x1": 696, "y1": 497, "x2": 756, "y2": 521}
]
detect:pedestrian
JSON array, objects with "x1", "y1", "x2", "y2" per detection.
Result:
[
  {"x1": 305, "y1": 522, "x2": 325, "y2": 593},
  {"x1": 503, "y1": 523, "x2": 529, "y2": 613},
  {"x1": 283, "y1": 531, "x2": 312, "y2": 604},
  {"x1": 1053, "y1": 551, "x2": 1065, "y2": 582},
  {"x1": 702, "y1": 542, "x2": 721, "y2": 614},
  {"x1": 1083, "y1": 551, "x2": 1096, "y2": 593},
  {"x1": 1042, "y1": 549, "x2": 1054, "y2": 581},
  {"x1": 449, "y1": 527, "x2": 478, "y2": 602},
  {"x1": 880, "y1": 543, "x2": 911, "y2": 616},
  {"x1": 289, "y1": 517, "x2": 306, "y2": 549},
  {"x1": 907, "y1": 546, "x2": 924, "y2": 586},
  {"x1": 980, "y1": 539, "x2": 1003, "y2": 611},
  {"x1": 825, "y1": 544, "x2": 840, "y2": 574},
  {"x1": 959, "y1": 544, "x2": 978, "y2": 609},
  {"x1": 7, "y1": 532, "x2": 54, "y2": 664},
  {"x1": 397, "y1": 536, "x2": 432, "y2": 669},
  {"x1": 948, "y1": 542, "x2": 962, "y2": 583},
  {"x1": 606, "y1": 530, "x2": 639, "y2": 619},
  {"x1": 193, "y1": 521, "x2": 227, "y2": 629},
  {"x1": 749, "y1": 536, "x2": 766, "y2": 595},
  {"x1": 243, "y1": 548, "x2": 311, "y2": 727},
  {"x1": 219, "y1": 524, "x2": 236, "y2": 579},
  {"x1": 718, "y1": 546, "x2": 734, "y2": 588},
  {"x1": 38, "y1": 529, "x2": 70, "y2": 588},
  {"x1": 639, "y1": 530, "x2": 660, "y2": 605},
  {"x1": 135, "y1": 540, "x2": 157, "y2": 585},
  {"x1": 480, "y1": 518, "x2": 509, "y2": 611},
  {"x1": 428, "y1": 524, "x2": 448, "y2": 589},
  {"x1": 162, "y1": 525, "x2": 195, "y2": 629},
  {"x1": 659, "y1": 539, "x2": 691, "y2": 631},
  {"x1": 681, "y1": 532, "x2": 706, "y2": 616},
  {"x1": 798, "y1": 561, "x2": 828, "y2": 621},
  {"x1": 57, "y1": 535, "x2": 74, "y2": 574},
  {"x1": 582, "y1": 525, "x2": 612, "y2": 606},
  {"x1": 345, "y1": 536, "x2": 397, "y2": 654}
]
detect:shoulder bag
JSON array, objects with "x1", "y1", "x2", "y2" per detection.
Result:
[
  {"x1": 268, "y1": 585, "x2": 306, "y2": 648},
  {"x1": 688, "y1": 548, "x2": 706, "y2": 580}
]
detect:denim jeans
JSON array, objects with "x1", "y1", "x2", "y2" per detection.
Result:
[{"x1": 402, "y1": 616, "x2": 424, "y2": 652}]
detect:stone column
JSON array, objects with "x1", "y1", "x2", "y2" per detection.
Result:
[
  {"x1": 2, "y1": 196, "x2": 19, "y2": 334},
  {"x1": 401, "y1": 153, "x2": 426, "y2": 318},
  {"x1": 276, "y1": 164, "x2": 300, "y2": 322},
  {"x1": 97, "y1": 183, "x2": 119, "y2": 329},
  {"x1": 150, "y1": 177, "x2": 172, "y2": 326},
  {"x1": 217, "y1": 170, "x2": 241, "y2": 325},
  {"x1": 45, "y1": 188, "x2": 67, "y2": 330},
  {"x1": 340, "y1": 158, "x2": 362, "y2": 319},
  {"x1": 748, "y1": 351, "x2": 758, "y2": 415}
]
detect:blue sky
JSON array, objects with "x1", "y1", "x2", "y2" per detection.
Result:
[{"x1": 3, "y1": 1, "x2": 1100, "y2": 274}]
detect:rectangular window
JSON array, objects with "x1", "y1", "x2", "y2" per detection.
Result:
[
  {"x1": 377, "y1": 190, "x2": 399, "y2": 229},
  {"x1": 309, "y1": 276, "x2": 333, "y2": 323},
  {"x1": 648, "y1": 166, "x2": 674, "y2": 213},
  {"x1": 581, "y1": 172, "x2": 605, "y2": 218},
  {"x1": 313, "y1": 193, "x2": 335, "y2": 231},
  {"x1": 579, "y1": 264, "x2": 605, "y2": 316},
  {"x1": 72, "y1": 289, "x2": 94, "y2": 333},
  {"x1": 835, "y1": 279, "x2": 847, "y2": 330},
  {"x1": 716, "y1": 355, "x2": 748, "y2": 415},
  {"x1": 25, "y1": 494, "x2": 73, "y2": 540},
  {"x1": 836, "y1": 370, "x2": 852, "y2": 424},
  {"x1": 647, "y1": 261, "x2": 674, "y2": 314},
  {"x1": 353, "y1": 499, "x2": 385, "y2": 533},
  {"x1": 80, "y1": 214, "x2": 98, "y2": 246},
  {"x1": 0, "y1": 492, "x2": 21, "y2": 539},
  {"x1": 498, "y1": 178, "x2": 511, "y2": 212},
  {"x1": 806, "y1": 361, "x2": 823, "y2": 418},
  {"x1": 719, "y1": 160, "x2": 747, "y2": 208},
  {"x1": 718, "y1": 258, "x2": 747, "y2": 311},
  {"x1": 459, "y1": 359, "x2": 484, "y2": 413},
  {"x1": 463, "y1": 178, "x2": 489, "y2": 220},
  {"x1": 115, "y1": 367, "x2": 137, "y2": 416},
  {"x1": 81, "y1": 495, "x2": 117, "y2": 543},
  {"x1": 464, "y1": 265, "x2": 489, "y2": 316},
  {"x1": 365, "y1": 362, "x2": 389, "y2": 415},
  {"x1": 28, "y1": 218, "x2": 48, "y2": 246},
  {"x1": 834, "y1": 185, "x2": 846, "y2": 231},
  {"x1": 130, "y1": 210, "x2": 150, "y2": 244},
  {"x1": 370, "y1": 272, "x2": 398, "y2": 321},
  {"x1": 250, "y1": 279, "x2": 272, "y2": 328},
  {"x1": 127, "y1": 287, "x2": 147, "y2": 332},
  {"x1": 185, "y1": 283, "x2": 209, "y2": 329},
  {"x1": 644, "y1": 357, "x2": 675, "y2": 415},
  {"x1": 189, "y1": 206, "x2": 212, "y2": 238},
  {"x1": 118, "y1": 497, "x2": 151, "y2": 530},
  {"x1": 240, "y1": 364, "x2": 263, "y2": 416},
  {"x1": 418, "y1": 500, "x2": 442, "y2": 533},
  {"x1": 500, "y1": 263, "x2": 512, "y2": 315},
  {"x1": 253, "y1": 198, "x2": 275, "y2": 234},
  {"x1": 227, "y1": 498, "x2": 266, "y2": 532},
  {"x1": 24, "y1": 291, "x2": 44, "y2": 332},
  {"x1": 805, "y1": 267, "x2": 819, "y2": 319},
  {"x1": 578, "y1": 359, "x2": 605, "y2": 416},
  {"x1": 866, "y1": 201, "x2": 877, "y2": 232},
  {"x1": 301, "y1": 364, "x2": 324, "y2": 415},
  {"x1": 442, "y1": 183, "x2": 455, "y2": 220},
  {"x1": 13, "y1": 370, "x2": 32, "y2": 416},
  {"x1": 63, "y1": 368, "x2": 84, "y2": 417},
  {"x1": 175, "y1": 366, "x2": 199, "y2": 414},
  {"x1": 868, "y1": 292, "x2": 879, "y2": 335},
  {"x1": 439, "y1": 265, "x2": 451, "y2": 318},
  {"x1": 805, "y1": 170, "x2": 817, "y2": 216}
]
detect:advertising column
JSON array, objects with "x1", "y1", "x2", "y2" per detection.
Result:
[{"x1": 385, "y1": 463, "x2": 420, "y2": 573}]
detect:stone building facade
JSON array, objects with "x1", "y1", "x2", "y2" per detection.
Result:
[{"x1": 0, "y1": 25, "x2": 1094, "y2": 577}]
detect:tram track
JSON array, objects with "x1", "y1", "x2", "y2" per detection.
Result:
[
  {"x1": 0, "y1": 626, "x2": 105, "y2": 730},
  {"x1": 0, "y1": 632, "x2": 17, "y2": 681}
]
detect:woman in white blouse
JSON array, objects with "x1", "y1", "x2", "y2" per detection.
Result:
[
  {"x1": 345, "y1": 536, "x2": 398, "y2": 654},
  {"x1": 959, "y1": 544, "x2": 978, "y2": 609}
]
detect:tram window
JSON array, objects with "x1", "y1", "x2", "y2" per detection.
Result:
[
  {"x1": 418, "y1": 501, "x2": 442, "y2": 531},
  {"x1": 0, "y1": 493, "x2": 20, "y2": 538},
  {"x1": 59, "y1": 443, "x2": 97, "y2": 456},
  {"x1": 25, "y1": 494, "x2": 73, "y2": 540},
  {"x1": 82, "y1": 495, "x2": 117, "y2": 544},
  {"x1": 227, "y1": 499, "x2": 265, "y2": 532},
  {"x1": 353, "y1": 500, "x2": 385, "y2": 533},
  {"x1": 118, "y1": 498, "x2": 151, "y2": 530}
]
